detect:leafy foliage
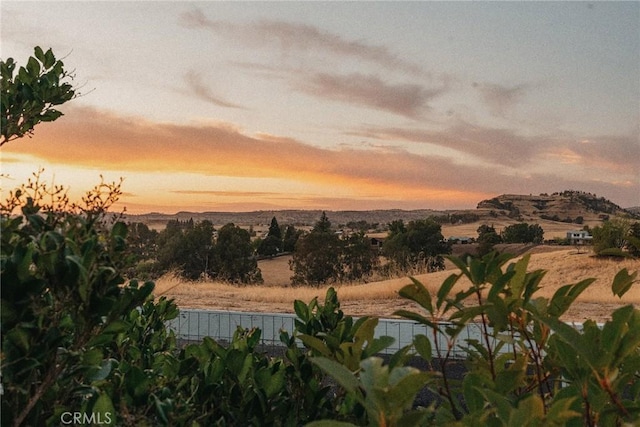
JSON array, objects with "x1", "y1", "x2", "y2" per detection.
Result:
[
  {"x1": 153, "y1": 219, "x2": 262, "y2": 283},
  {"x1": 257, "y1": 217, "x2": 283, "y2": 257},
  {"x1": 501, "y1": 222, "x2": 544, "y2": 244},
  {"x1": 592, "y1": 219, "x2": 640, "y2": 258},
  {"x1": 381, "y1": 218, "x2": 451, "y2": 273},
  {"x1": 290, "y1": 214, "x2": 379, "y2": 285},
  {"x1": 1, "y1": 46, "x2": 76, "y2": 146},
  {"x1": 290, "y1": 226, "x2": 343, "y2": 285},
  {"x1": 389, "y1": 252, "x2": 640, "y2": 426},
  {"x1": 1, "y1": 173, "x2": 154, "y2": 426},
  {"x1": 477, "y1": 224, "x2": 502, "y2": 256},
  {"x1": 214, "y1": 223, "x2": 262, "y2": 283}
]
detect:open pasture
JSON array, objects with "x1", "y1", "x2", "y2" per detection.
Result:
[{"x1": 155, "y1": 248, "x2": 640, "y2": 323}]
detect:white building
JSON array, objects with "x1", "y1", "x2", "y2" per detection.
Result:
[{"x1": 566, "y1": 230, "x2": 592, "y2": 245}]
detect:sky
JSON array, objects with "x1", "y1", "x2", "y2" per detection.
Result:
[{"x1": 1, "y1": 1, "x2": 639, "y2": 214}]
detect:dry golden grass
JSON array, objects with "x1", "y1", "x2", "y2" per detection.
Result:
[
  {"x1": 440, "y1": 219, "x2": 602, "y2": 240},
  {"x1": 155, "y1": 248, "x2": 640, "y2": 323}
]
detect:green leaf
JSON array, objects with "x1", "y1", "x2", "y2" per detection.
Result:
[
  {"x1": 612, "y1": 268, "x2": 637, "y2": 298},
  {"x1": 353, "y1": 316, "x2": 377, "y2": 345},
  {"x1": 436, "y1": 273, "x2": 461, "y2": 310},
  {"x1": 294, "y1": 299, "x2": 308, "y2": 322},
  {"x1": 256, "y1": 367, "x2": 286, "y2": 398},
  {"x1": 388, "y1": 369, "x2": 432, "y2": 409},
  {"x1": 363, "y1": 336, "x2": 395, "y2": 358},
  {"x1": 393, "y1": 310, "x2": 438, "y2": 330},
  {"x1": 34, "y1": 46, "x2": 45, "y2": 63},
  {"x1": 16, "y1": 244, "x2": 34, "y2": 281},
  {"x1": 469, "y1": 257, "x2": 487, "y2": 285},
  {"x1": 446, "y1": 254, "x2": 471, "y2": 278},
  {"x1": 311, "y1": 357, "x2": 359, "y2": 392},
  {"x1": 398, "y1": 277, "x2": 433, "y2": 313},
  {"x1": 544, "y1": 397, "x2": 580, "y2": 425},
  {"x1": 298, "y1": 334, "x2": 331, "y2": 357},
  {"x1": 609, "y1": 305, "x2": 640, "y2": 362},
  {"x1": 414, "y1": 334, "x2": 432, "y2": 361},
  {"x1": 548, "y1": 278, "x2": 595, "y2": 317},
  {"x1": 102, "y1": 319, "x2": 130, "y2": 334},
  {"x1": 509, "y1": 395, "x2": 544, "y2": 426},
  {"x1": 126, "y1": 366, "x2": 151, "y2": 398},
  {"x1": 91, "y1": 393, "x2": 115, "y2": 426},
  {"x1": 505, "y1": 255, "x2": 531, "y2": 299},
  {"x1": 26, "y1": 56, "x2": 40, "y2": 76},
  {"x1": 462, "y1": 372, "x2": 487, "y2": 413},
  {"x1": 153, "y1": 394, "x2": 169, "y2": 424},
  {"x1": 494, "y1": 356, "x2": 527, "y2": 394},
  {"x1": 6, "y1": 327, "x2": 30, "y2": 352},
  {"x1": 82, "y1": 348, "x2": 103, "y2": 367},
  {"x1": 359, "y1": 356, "x2": 387, "y2": 393},
  {"x1": 534, "y1": 313, "x2": 596, "y2": 370},
  {"x1": 88, "y1": 359, "x2": 115, "y2": 382},
  {"x1": 44, "y1": 48, "x2": 56, "y2": 69}
]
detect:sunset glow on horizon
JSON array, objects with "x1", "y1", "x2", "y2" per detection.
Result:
[{"x1": 1, "y1": 2, "x2": 638, "y2": 214}]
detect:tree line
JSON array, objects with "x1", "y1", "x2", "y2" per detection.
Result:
[
  {"x1": 129, "y1": 214, "x2": 640, "y2": 285},
  {"x1": 126, "y1": 212, "x2": 453, "y2": 286}
]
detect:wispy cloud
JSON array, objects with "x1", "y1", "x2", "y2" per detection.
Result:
[
  {"x1": 351, "y1": 122, "x2": 547, "y2": 167},
  {"x1": 473, "y1": 82, "x2": 530, "y2": 117},
  {"x1": 5, "y1": 106, "x2": 637, "y2": 208},
  {"x1": 180, "y1": 8, "x2": 426, "y2": 76},
  {"x1": 546, "y1": 135, "x2": 640, "y2": 175},
  {"x1": 352, "y1": 121, "x2": 640, "y2": 179},
  {"x1": 184, "y1": 71, "x2": 246, "y2": 109},
  {"x1": 298, "y1": 72, "x2": 443, "y2": 119}
]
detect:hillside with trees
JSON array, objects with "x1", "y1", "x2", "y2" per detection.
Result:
[
  {"x1": 476, "y1": 191, "x2": 638, "y2": 224},
  {"x1": 128, "y1": 191, "x2": 637, "y2": 234}
]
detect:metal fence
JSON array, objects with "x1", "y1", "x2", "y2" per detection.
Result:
[{"x1": 166, "y1": 309, "x2": 588, "y2": 358}]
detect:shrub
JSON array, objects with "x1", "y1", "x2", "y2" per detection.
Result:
[
  {"x1": 389, "y1": 253, "x2": 640, "y2": 425},
  {"x1": 592, "y1": 219, "x2": 636, "y2": 258},
  {"x1": 1, "y1": 173, "x2": 155, "y2": 426}
]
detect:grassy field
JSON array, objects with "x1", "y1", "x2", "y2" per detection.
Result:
[
  {"x1": 440, "y1": 219, "x2": 601, "y2": 240},
  {"x1": 155, "y1": 247, "x2": 640, "y2": 323}
]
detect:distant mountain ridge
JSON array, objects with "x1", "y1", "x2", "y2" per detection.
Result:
[
  {"x1": 128, "y1": 209, "x2": 446, "y2": 228},
  {"x1": 127, "y1": 191, "x2": 638, "y2": 228}
]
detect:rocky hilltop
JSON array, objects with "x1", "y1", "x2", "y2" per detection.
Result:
[{"x1": 476, "y1": 191, "x2": 637, "y2": 224}]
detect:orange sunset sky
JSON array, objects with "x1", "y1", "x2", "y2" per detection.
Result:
[{"x1": 1, "y1": 2, "x2": 638, "y2": 214}]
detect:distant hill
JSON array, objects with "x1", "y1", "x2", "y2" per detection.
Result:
[
  {"x1": 127, "y1": 191, "x2": 638, "y2": 230},
  {"x1": 127, "y1": 209, "x2": 446, "y2": 229},
  {"x1": 627, "y1": 206, "x2": 640, "y2": 216},
  {"x1": 476, "y1": 191, "x2": 638, "y2": 223}
]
